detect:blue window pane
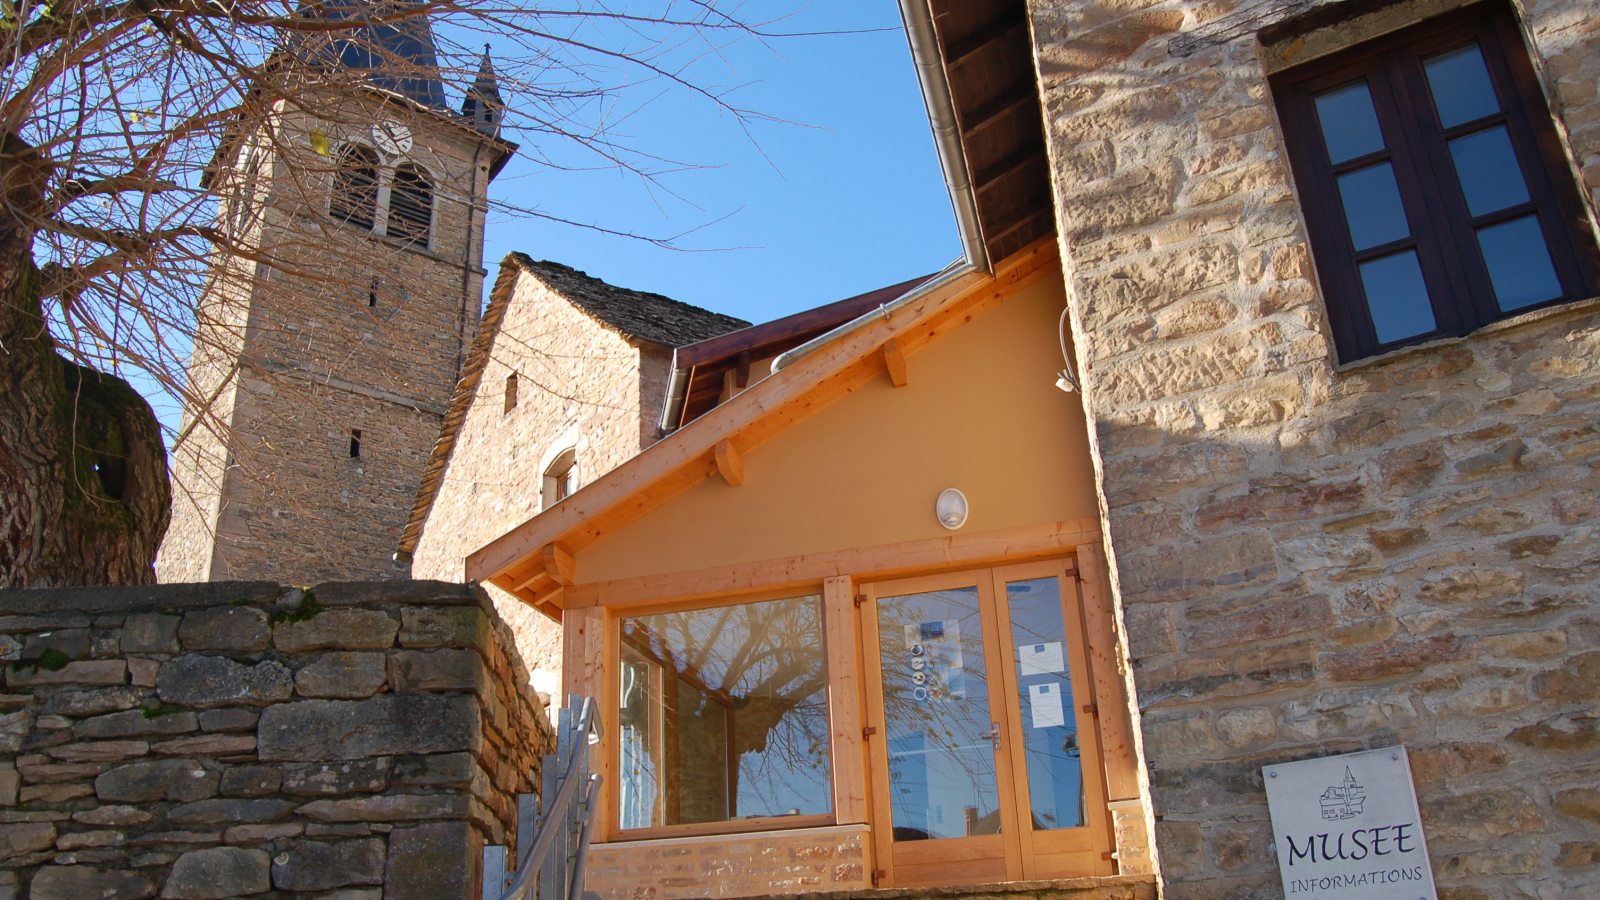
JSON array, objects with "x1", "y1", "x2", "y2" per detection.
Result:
[
  {"x1": 1424, "y1": 43, "x2": 1500, "y2": 128},
  {"x1": 1477, "y1": 215, "x2": 1564, "y2": 311},
  {"x1": 1314, "y1": 80, "x2": 1386, "y2": 164},
  {"x1": 1359, "y1": 251, "x2": 1437, "y2": 344},
  {"x1": 1449, "y1": 126, "x2": 1530, "y2": 216},
  {"x1": 1337, "y1": 162, "x2": 1411, "y2": 250}
]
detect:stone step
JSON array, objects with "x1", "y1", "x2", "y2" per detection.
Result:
[{"x1": 722, "y1": 876, "x2": 1159, "y2": 900}]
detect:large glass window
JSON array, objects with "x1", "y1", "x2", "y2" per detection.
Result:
[{"x1": 618, "y1": 594, "x2": 832, "y2": 830}]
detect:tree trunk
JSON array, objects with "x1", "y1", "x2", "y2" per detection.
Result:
[{"x1": 0, "y1": 134, "x2": 171, "y2": 586}]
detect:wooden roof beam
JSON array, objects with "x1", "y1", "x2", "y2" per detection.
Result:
[
  {"x1": 882, "y1": 338, "x2": 908, "y2": 388},
  {"x1": 944, "y1": 7, "x2": 1028, "y2": 68},
  {"x1": 715, "y1": 439, "x2": 744, "y2": 486},
  {"x1": 961, "y1": 84, "x2": 1038, "y2": 139},
  {"x1": 544, "y1": 543, "x2": 576, "y2": 585},
  {"x1": 975, "y1": 148, "x2": 1047, "y2": 196}
]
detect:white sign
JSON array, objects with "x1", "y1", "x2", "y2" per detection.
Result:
[
  {"x1": 1263, "y1": 747, "x2": 1437, "y2": 900},
  {"x1": 1018, "y1": 641, "x2": 1065, "y2": 676},
  {"x1": 1027, "y1": 682, "x2": 1066, "y2": 728}
]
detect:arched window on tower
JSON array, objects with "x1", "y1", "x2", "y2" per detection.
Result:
[
  {"x1": 387, "y1": 165, "x2": 432, "y2": 248},
  {"x1": 329, "y1": 145, "x2": 380, "y2": 232}
]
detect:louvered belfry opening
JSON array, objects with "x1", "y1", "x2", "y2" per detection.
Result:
[
  {"x1": 387, "y1": 165, "x2": 433, "y2": 246},
  {"x1": 330, "y1": 145, "x2": 380, "y2": 231},
  {"x1": 927, "y1": 0, "x2": 1054, "y2": 266}
]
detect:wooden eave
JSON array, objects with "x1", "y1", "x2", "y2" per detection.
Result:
[
  {"x1": 466, "y1": 237, "x2": 1062, "y2": 615},
  {"x1": 671, "y1": 274, "x2": 935, "y2": 426},
  {"x1": 928, "y1": 0, "x2": 1055, "y2": 266}
]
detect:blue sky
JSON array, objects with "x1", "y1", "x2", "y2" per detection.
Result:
[{"x1": 473, "y1": 2, "x2": 960, "y2": 326}]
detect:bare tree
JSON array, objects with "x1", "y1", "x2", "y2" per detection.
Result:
[{"x1": 0, "y1": 0, "x2": 779, "y2": 585}]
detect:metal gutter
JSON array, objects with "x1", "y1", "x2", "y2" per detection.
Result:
[
  {"x1": 901, "y1": 0, "x2": 988, "y2": 275},
  {"x1": 771, "y1": 0, "x2": 988, "y2": 375}
]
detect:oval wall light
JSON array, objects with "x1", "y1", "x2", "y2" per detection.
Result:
[{"x1": 936, "y1": 488, "x2": 969, "y2": 530}]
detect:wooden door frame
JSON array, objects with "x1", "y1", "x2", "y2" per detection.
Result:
[
  {"x1": 859, "y1": 569, "x2": 1023, "y2": 888},
  {"x1": 989, "y1": 559, "x2": 1116, "y2": 878}
]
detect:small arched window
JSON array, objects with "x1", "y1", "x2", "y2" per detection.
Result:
[
  {"x1": 543, "y1": 448, "x2": 577, "y2": 509},
  {"x1": 387, "y1": 165, "x2": 432, "y2": 247},
  {"x1": 329, "y1": 145, "x2": 380, "y2": 232},
  {"x1": 503, "y1": 372, "x2": 518, "y2": 413}
]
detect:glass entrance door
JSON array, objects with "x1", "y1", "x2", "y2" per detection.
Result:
[{"x1": 860, "y1": 560, "x2": 1114, "y2": 887}]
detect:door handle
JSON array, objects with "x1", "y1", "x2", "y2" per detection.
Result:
[{"x1": 979, "y1": 722, "x2": 1002, "y2": 750}]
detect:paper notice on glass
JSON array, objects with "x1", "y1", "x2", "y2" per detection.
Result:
[
  {"x1": 1028, "y1": 683, "x2": 1066, "y2": 728},
  {"x1": 1018, "y1": 642, "x2": 1065, "y2": 676}
]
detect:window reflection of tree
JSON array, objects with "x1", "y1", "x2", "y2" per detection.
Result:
[
  {"x1": 619, "y1": 595, "x2": 830, "y2": 828},
  {"x1": 878, "y1": 588, "x2": 1001, "y2": 840},
  {"x1": 1004, "y1": 578, "x2": 1087, "y2": 833}
]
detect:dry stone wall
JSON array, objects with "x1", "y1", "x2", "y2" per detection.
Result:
[
  {"x1": 1027, "y1": 0, "x2": 1600, "y2": 897},
  {"x1": 0, "y1": 580, "x2": 549, "y2": 900}
]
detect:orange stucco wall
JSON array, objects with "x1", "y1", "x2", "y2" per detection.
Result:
[{"x1": 576, "y1": 272, "x2": 1099, "y2": 584}]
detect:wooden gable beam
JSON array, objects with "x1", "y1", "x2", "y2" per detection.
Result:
[
  {"x1": 544, "y1": 543, "x2": 576, "y2": 585},
  {"x1": 882, "y1": 338, "x2": 908, "y2": 388},
  {"x1": 714, "y1": 439, "x2": 744, "y2": 486}
]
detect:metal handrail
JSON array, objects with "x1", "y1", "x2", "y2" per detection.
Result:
[{"x1": 494, "y1": 696, "x2": 602, "y2": 900}]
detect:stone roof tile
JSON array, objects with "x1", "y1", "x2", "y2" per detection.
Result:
[{"x1": 508, "y1": 253, "x2": 749, "y2": 348}]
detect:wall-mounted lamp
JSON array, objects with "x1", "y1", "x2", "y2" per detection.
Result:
[{"x1": 936, "y1": 488, "x2": 969, "y2": 530}]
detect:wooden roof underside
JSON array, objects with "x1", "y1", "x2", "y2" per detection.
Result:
[{"x1": 931, "y1": 0, "x2": 1054, "y2": 266}]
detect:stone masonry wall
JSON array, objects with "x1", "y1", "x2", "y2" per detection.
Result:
[
  {"x1": 411, "y1": 263, "x2": 666, "y2": 700},
  {"x1": 1027, "y1": 0, "x2": 1600, "y2": 897},
  {"x1": 0, "y1": 580, "x2": 550, "y2": 900},
  {"x1": 160, "y1": 92, "x2": 493, "y2": 584},
  {"x1": 585, "y1": 824, "x2": 871, "y2": 900}
]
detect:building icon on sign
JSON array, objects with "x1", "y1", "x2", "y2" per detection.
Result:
[{"x1": 1318, "y1": 767, "x2": 1366, "y2": 821}]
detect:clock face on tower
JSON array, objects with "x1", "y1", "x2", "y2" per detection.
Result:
[{"x1": 372, "y1": 121, "x2": 413, "y2": 156}]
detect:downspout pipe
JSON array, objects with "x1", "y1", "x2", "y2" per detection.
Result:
[
  {"x1": 771, "y1": 0, "x2": 988, "y2": 375},
  {"x1": 658, "y1": 352, "x2": 690, "y2": 433}
]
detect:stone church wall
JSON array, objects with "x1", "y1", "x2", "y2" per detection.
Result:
[
  {"x1": 410, "y1": 263, "x2": 670, "y2": 702},
  {"x1": 1027, "y1": 0, "x2": 1600, "y2": 896},
  {"x1": 0, "y1": 580, "x2": 549, "y2": 900}
]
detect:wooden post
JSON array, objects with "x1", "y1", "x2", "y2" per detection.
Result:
[
  {"x1": 563, "y1": 608, "x2": 605, "y2": 817},
  {"x1": 1076, "y1": 543, "x2": 1141, "y2": 802},
  {"x1": 822, "y1": 575, "x2": 868, "y2": 824}
]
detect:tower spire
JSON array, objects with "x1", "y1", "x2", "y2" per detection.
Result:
[{"x1": 461, "y1": 44, "x2": 504, "y2": 137}]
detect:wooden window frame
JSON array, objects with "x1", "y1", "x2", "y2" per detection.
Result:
[
  {"x1": 605, "y1": 587, "x2": 839, "y2": 842},
  {"x1": 1271, "y1": 2, "x2": 1600, "y2": 362}
]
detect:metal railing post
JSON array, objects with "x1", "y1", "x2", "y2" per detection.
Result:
[{"x1": 490, "y1": 695, "x2": 601, "y2": 900}]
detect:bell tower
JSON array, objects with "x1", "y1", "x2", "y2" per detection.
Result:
[{"x1": 157, "y1": 26, "x2": 513, "y2": 583}]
